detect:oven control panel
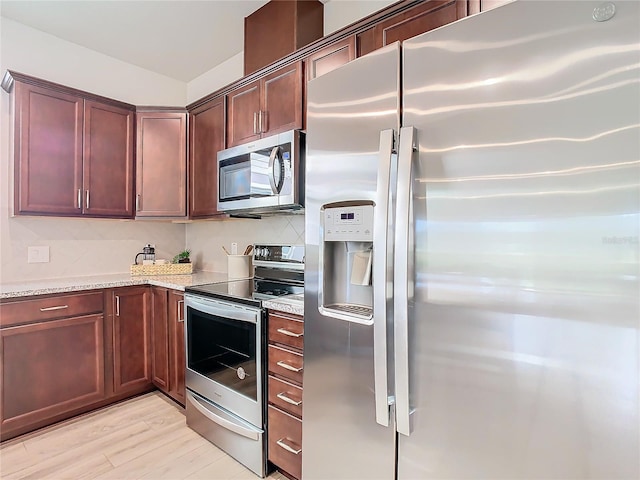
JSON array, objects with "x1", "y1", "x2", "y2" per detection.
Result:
[{"x1": 253, "y1": 244, "x2": 304, "y2": 268}]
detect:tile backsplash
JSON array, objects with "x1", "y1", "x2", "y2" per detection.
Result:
[
  {"x1": 0, "y1": 216, "x2": 185, "y2": 284},
  {"x1": 186, "y1": 214, "x2": 305, "y2": 274},
  {"x1": 0, "y1": 213, "x2": 305, "y2": 284}
]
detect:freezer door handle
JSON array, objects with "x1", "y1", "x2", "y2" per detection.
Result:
[
  {"x1": 394, "y1": 126, "x2": 416, "y2": 437},
  {"x1": 373, "y1": 128, "x2": 395, "y2": 427}
]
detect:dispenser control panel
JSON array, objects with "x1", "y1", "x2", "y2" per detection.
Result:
[{"x1": 324, "y1": 205, "x2": 374, "y2": 241}]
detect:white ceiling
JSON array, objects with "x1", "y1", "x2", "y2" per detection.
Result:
[{"x1": 0, "y1": 0, "x2": 288, "y2": 83}]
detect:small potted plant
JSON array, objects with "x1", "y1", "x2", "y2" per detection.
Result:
[{"x1": 173, "y1": 249, "x2": 191, "y2": 264}]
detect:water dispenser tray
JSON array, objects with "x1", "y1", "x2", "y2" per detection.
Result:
[{"x1": 325, "y1": 303, "x2": 372, "y2": 318}]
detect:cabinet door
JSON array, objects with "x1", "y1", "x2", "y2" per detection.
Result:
[
  {"x1": 189, "y1": 98, "x2": 226, "y2": 218},
  {"x1": 227, "y1": 80, "x2": 261, "y2": 148},
  {"x1": 168, "y1": 290, "x2": 185, "y2": 405},
  {"x1": 14, "y1": 82, "x2": 83, "y2": 216},
  {"x1": 136, "y1": 112, "x2": 187, "y2": 217},
  {"x1": 357, "y1": 0, "x2": 467, "y2": 57},
  {"x1": 83, "y1": 100, "x2": 134, "y2": 217},
  {"x1": 112, "y1": 287, "x2": 151, "y2": 394},
  {"x1": 261, "y1": 62, "x2": 303, "y2": 137},
  {"x1": 151, "y1": 287, "x2": 169, "y2": 392},
  {"x1": 305, "y1": 36, "x2": 356, "y2": 82},
  {"x1": 0, "y1": 314, "x2": 105, "y2": 436}
]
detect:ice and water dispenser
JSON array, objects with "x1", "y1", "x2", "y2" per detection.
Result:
[{"x1": 319, "y1": 203, "x2": 374, "y2": 322}]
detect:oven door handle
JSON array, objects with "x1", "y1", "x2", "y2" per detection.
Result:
[
  {"x1": 186, "y1": 391, "x2": 261, "y2": 441},
  {"x1": 185, "y1": 296, "x2": 259, "y2": 324}
]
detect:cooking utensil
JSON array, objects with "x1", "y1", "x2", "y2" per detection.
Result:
[
  {"x1": 243, "y1": 245, "x2": 254, "y2": 256},
  {"x1": 222, "y1": 246, "x2": 231, "y2": 255}
]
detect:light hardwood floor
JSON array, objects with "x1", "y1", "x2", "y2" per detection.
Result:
[{"x1": 0, "y1": 392, "x2": 287, "y2": 480}]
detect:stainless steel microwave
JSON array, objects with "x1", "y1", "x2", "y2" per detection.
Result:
[{"x1": 217, "y1": 130, "x2": 305, "y2": 215}]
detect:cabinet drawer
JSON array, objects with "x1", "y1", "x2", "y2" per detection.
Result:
[
  {"x1": 268, "y1": 375, "x2": 302, "y2": 418},
  {"x1": 268, "y1": 405, "x2": 302, "y2": 480},
  {"x1": 268, "y1": 345, "x2": 303, "y2": 385},
  {"x1": 268, "y1": 312, "x2": 304, "y2": 350},
  {"x1": 0, "y1": 291, "x2": 104, "y2": 327}
]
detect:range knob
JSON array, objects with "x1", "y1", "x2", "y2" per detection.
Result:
[{"x1": 263, "y1": 247, "x2": 270, "y2": 259}]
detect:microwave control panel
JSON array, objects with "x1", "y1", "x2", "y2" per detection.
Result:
[{"x1": 324, "y1": 205, "x2": 374, "y2": 242}]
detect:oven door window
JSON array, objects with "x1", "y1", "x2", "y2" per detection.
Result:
[{"x1": 187, "y1": 307, "x2": 257, "y2": 401}]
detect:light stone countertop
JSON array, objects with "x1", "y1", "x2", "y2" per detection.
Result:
[
  {"x1": 263, "y1": 294, "x2": 304, "y2": 317},
  {"x1": 0, "y1": 271, "x2": 232, "y2": 299}
]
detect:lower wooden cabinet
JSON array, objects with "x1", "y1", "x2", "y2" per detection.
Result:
[
  {"x1": 149, "y1": 287, "x2": 185, "y2": 405},
  {"x1": 267, "y1": 311, "x2": 304, "y2": 480},
  {"x1": 112, "y1": 287, "x2": 152, "y2": 395},
  {"x1": 0, "y1": 314, "x2": 106, "y2": 438},
  {"x1": 168, "y1": 290, "x2": 185, "y2": 405}
]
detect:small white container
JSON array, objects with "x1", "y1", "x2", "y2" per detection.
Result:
[{"x1": 228, "y1": 255, "x2": 252, "y2": 279}]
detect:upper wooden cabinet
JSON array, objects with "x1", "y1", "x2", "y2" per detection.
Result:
[
  {"x1": 135, "y1": 110, "x2": 187, "y2": 218},
  {"x1": 189, "y1": 97, "x2": 226, "y2": 218},
  {"x1": 244, "y1": 0, "x2": 323, "y2": 75},
  {"x1": 84, "y1": 100, "x2": 135, "y2": 217},
  {"x1": 227, "y1": 61, "x2": 303, "y2": 148},
  {"x1": 305, "y1": 35, "x2": 356, "y2": 82},
  {"x1": 357, "y1": 0, "x2": 468, "y2": 57},
  {"x1": 11, "y1": 78, "x2": 134, "y2": 218}
]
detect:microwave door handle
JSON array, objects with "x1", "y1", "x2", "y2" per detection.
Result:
[{"x1": 268, "y1": 146, "x2": 283, "y2": 194}]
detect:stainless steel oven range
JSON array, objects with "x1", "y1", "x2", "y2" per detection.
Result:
[{"x1": 184, "y1": 244, "x2": 304, "y2": 478}]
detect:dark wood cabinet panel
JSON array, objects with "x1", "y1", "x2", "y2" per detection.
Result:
[
  {"x1": 262, "y1": 62, "x2": 303, "y2": 137},
  {"x1": 227, "y1": 62, "x2": 303, "y2": 148},
  {"x1": 227, "y1": 81, "x2": 261, "y2": 148},
  {"x1": 112, "y1": 287, "x2": 151, "y2": 394},
  {"x1": 268, "y1": 312, "x2": 304, "y2": 351},
  {"x1": 268, "y1": 405, "x2": 303, "y2": 480},
  {"x1": 151, "y1": 287, "x2": 169, "y2": 392},
  {"x1": 0, "y1": 314, "x2": 106, "y2": 436},
  {"x1": 0, "y1": 291, "x2": 103, "y2": 327},
  {"x1": 357, "y1": 0, "x2": 467, "y2": 57},
  {"x1": 268, "y1": 375, "x2": 303, "y2": 418},
  {"x1": 84, "y1": 100, "x2": 134, "y2": 217},
  {"x1": 305, "y1": 35, "x2": 356, "y2": 82},
  {"x1": 189, "y1": 97, "x2": 226, "y2": 218},
  {"x1": 168, "y1": 290, "x2": 185, "y2": 405},
  {"x1": 267, "y1": 310, "x2": 304, "y2": 479},
  {"x1": 10, "y1": 75, "x2": 135, "y2": 219},
  {"x1": 136, "y1": 111, "x2": 187, "y2": 217},
  {"x1": 14, "y1": 81, "x2": 83, "y2": 216},
  {"x1": 244, "y1": 0, "x2": 323, "y2": 76}
]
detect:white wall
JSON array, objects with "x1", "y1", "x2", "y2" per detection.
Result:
[{"x1": 0, "y1": 18, "x2": 187, "y2": 283}]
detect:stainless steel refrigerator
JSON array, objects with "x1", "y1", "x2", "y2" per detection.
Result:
[{"x1": 303, "y1": 1, "x2": 639, "y2": 478}]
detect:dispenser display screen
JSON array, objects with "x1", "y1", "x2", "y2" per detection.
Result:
[{"x1": 324, "y1": 205, "x2": 374, "y2": 241}]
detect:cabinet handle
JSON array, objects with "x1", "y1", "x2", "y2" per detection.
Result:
[
  {"x1": 177, "y1": 299, "x2": 184, "y2": 322},
  {"x1": 253, "y1": 112, "x2": 258, "y2": 134},
  {"x1": 259, "y1": 110, "x2": 265, "y2": 133},
  {"x1": 276, "y1": 392, "x2": 302, "y2": 406},
  {"x1": 77, "y1": 189, "x2": 82, "y2": 209},
  {"x1": 276, "y1": 438, "x2": 302, "y2": 455},
  {"x1": 115, "y1": 295, "x2": 120, "y2": 317},
  {"x1": 277, "y1": 328, "x2": 303, "y2": 338},
  {"x1": 136, "y1": 194, "x2": 141, "y2": 212},
  {"x1": 277, "y1": 361, "x2": 303, "y2": 372},
  {"x1": 39, "y1": 305, "x2": 69, "y2": 312},
  {"x1": 85, "y1": 190, "x2": 90, "y2": 209}
]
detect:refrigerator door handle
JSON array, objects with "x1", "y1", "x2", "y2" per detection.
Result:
[
  {"x1": 394, "y1": 126, "x2": 416, "y2": 437},
  {"x1": 373, "y1": 128, "x2": 395, "y2": 427}
]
